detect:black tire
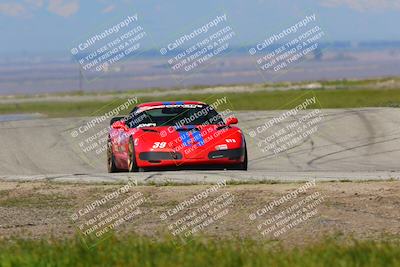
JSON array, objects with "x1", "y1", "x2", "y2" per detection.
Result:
[
  {"x1": 127, "y1": 137, "x2": 139, "y2": 172},
  {"x1": 240, "y1": 144, "x2": 248, "y2": 171},
  {"x1": 230, "y1": 142, "x2": 248, "y2": 171},
  {"x1": 107, "y1": 137, "x2": 120, "y2": 173}
]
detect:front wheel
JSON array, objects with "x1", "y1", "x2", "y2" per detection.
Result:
[
  {"x1": 127, "y1": 137, "x2": 139, "y2": 172},
  {"x1": 107, "y1": 137, "x2": 120, "y2": 173},
  {"x1": 229, "y1": 143, "x2": 248, "y2": 171},
  {"x1": 238, "y1": 144, "x2": 248, "y2": 170}
]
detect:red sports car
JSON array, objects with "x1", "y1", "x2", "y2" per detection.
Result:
[{"x1": 107, "y1": 101, "x2": 247, "y2": 172}]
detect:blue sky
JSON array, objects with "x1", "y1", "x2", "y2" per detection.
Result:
[{"x1": 0, "y1": 0, "x2": 399, "y2": 54}]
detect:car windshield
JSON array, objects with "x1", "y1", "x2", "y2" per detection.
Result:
[{"x1": 126, "y1": 105, "x2": 224, "y2": 128}]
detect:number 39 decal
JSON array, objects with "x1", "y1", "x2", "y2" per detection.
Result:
[{"x1": 152, "y1": 142, "x2": 166, "y2": 149}]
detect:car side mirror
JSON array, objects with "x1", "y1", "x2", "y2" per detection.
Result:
[
  {"x1": 226, "y1": 117, "x2": 238, "y2": 126},
  {"x1": 112, "y1": 120, "x2": 128, "y2": 131}
]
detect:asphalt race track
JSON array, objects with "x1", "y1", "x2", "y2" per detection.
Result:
[{"x1": 0, "y1": 108, "x2": 399, "y2": 184}]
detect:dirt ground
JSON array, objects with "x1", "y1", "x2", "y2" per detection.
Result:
[{"x1": 0, "y1": 180, "x2": 399, "y2": 246}]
